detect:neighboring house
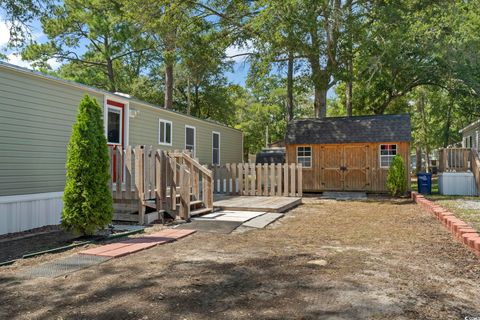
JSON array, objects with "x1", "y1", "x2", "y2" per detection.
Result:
[
  {"x1": 0, "y1": 62, "x2": 243, "y2": 235},
  {"x1": 460, "y1": 120, "x2": 480, "y2": 150},
  {"x1": 285, "y1": 114, "x2": 411, "y2": 192}
]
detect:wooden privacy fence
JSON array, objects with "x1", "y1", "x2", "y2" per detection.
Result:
[
  {"x1": 439, "y1": 148, "x2": 470, "y2": 172},
  {"x1": 210, "y1": 163, "x2": 302, "y2": 197},
  {"x1": 108, "y1": 146, "x2": 213, "y2": 223}
]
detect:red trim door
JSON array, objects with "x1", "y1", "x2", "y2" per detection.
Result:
[{"x1": 106, "y1": 99, "x2": 125, "y2": 182}]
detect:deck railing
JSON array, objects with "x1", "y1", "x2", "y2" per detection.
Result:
[
  {"x1": 438, "y1": 148, "x2": 470, "y2": 172},
  {"x1": 108, "y1": 146, "x2": 214, "y2": 223},
  {"x1": 210, "y1": 163, "x2": 302, "y2": 197}
]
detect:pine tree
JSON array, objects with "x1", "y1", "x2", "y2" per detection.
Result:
[
  {"x1": 386, "y1": 155, "x2": 408, "y2": 197},
  {"x1": 62, "y1": 95, "x2": 113, "y2": 235}
]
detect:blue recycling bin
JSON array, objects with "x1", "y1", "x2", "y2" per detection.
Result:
[{"x1": 417, "y1": 173, "x2": 432, "y2": 195}]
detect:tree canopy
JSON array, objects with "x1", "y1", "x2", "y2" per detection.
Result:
[{"x1": 2, "y1": 0, "x2": 480, "y2": 159}]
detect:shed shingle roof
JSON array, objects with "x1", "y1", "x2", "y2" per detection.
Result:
[{"x1": 285, "y1": 114, "x2": 411, "y2": 144}]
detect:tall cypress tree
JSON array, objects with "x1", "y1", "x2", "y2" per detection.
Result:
[{"x1": 62, "y1": 95, "x2": 113, "y2": 235}]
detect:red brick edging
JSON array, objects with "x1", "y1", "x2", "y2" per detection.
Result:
[{"x1": 411, "y1": 191, "x2": 480, "y2": 258}]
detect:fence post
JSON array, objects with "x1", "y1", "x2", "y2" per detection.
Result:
[
  {"x1": 256, "y1": 164, "x2": 262, "y2": 196},
  {"x1": 179, "y1": 164, "x2": 190, "y2": 220},
  {"x1": 108, "y1": 147, "x2": 113, "y2": 196},
  {"x1": 263, "y1": 163, "x2": 269, "y2": 196},
  {"x1": 244, "y1": 163, "x2": 249, "y2": 196},
  {"x1": 125, "y1": 146, "x2": 132, "y2": 199},
  {"x1": 269, "y1": 163, "x2": 276, "y2": 196},
  {"x1": 290, "y1": 163, "x2": 296, "y2": 197},
  {"x1": 283, "y1": 164, "x2": 289, "y2": 196},
  {"x1": 134, "y1": 146, "x2": 145, "y2": 224},
  {"x1": 297, "y1": 164, "x2": 303, "y2": 196},
  {"x1": 249, "y1": 163, "x2": 256, "y2": 195},
  {"x1": 169, "y1": 157, "x2": 177, "y2": 211},
  {"x1": 276, "y1": 163, "x2": 282, "y2": 196},
  {"x1": 115, "y1": 147, "x2": 122, "y2": 197},
  {"x1": 237, "y1": 163, "x2": 244, "y2": 195}
]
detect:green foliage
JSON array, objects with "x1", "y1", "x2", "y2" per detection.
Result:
[
  {"x1": 387, "y1": 155, "x2": 408, "y2": 197},
  {"x1": 62, "y1": 95, "x2": 113, "y2": 235}
]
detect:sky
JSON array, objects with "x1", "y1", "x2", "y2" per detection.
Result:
[
  {"x1": 0, "y1": 15, "x2": 250, "y2": 86},
  {"x1": 0, "y1": 14, "x2": 334, "y2": 96}
]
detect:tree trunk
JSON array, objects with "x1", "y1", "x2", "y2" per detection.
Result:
[
  {"x1": 286, "y1": 51, "x2": 294, "y2": 121},
  {"x1": 416, "y1": 145, "x2": 422, "y2": 173},
  {"x1": 346, "y1": 79, "x2": 353, "y2": 116},
  {"x1": 443, "y1": 100, "x2": 453, "y2": 148},
  {"x1": 314, "y1": 85, "x2": 327, "y2": 118},
  {"x1": 164, "y1": 62, "x2": 174, "y2": 109},
  {"x1": 310, "y1": 58, "x2": 328, "y2": 118},
  {"x1": 345, "y1": 0, "x2": 353, "y2": 117},
  {"x1": 106, "y1": 58, "x2": 116, "y2": 92},
  {"x1": 186, "y1": 77, "x2": 191, "y2": 115}
]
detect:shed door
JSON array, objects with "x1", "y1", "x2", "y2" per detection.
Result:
[
  {"x1": 320, "y1": 144, "x2": 368, "y2": 191},
  {"x1": 321, "y1": 145, "x2": 343, "y2": 190},
  {"x1": 343, "y1": 145, "x2": 368, "y2": 191}
]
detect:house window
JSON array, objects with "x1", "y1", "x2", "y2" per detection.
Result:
[
  {"x1": 185, "y1": 125, "x2": 196, "y2": 156},
  {"x1": 469, "y1": 136, "x2": 473, "y2": 149},
  {"x1": 297, "y1": 146, "x2": 312, "y2": 168},
  {"x1": 212, "y1": 132, "x2": 220, "y2": 165},
  {"x1": 158, "y1": 119, "x2": 172, "y2": 145},
  {"x1": 380, "y1": 144, "x2": 397, "y2": 168},
  {"x1": 107, "y1": 106, "x2": 122, "y2": 145}
]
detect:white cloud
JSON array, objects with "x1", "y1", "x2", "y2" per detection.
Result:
[
  {"x1": 6, "y1": 52, "x2": 61, "y2": 70},
  {"x1": 225, "y1": 40, "x2": 253, "y2": 63},
  {"x1": 0, "y1": 21, "x2": 11, "y2": 47}
]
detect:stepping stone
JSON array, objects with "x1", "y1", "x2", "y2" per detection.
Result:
[
  {"x1": 175, "y1": 220, "x2": 242, "y2": 234},
  {"x1": 242, "y1": 213, "x2": 284, "y2": 229},
  {"x1": 321, "y1": 192, "x2": 367, "y2": 200},
  {"x1": 194, "y1": 210, "x2": 266, "y2": 222}
]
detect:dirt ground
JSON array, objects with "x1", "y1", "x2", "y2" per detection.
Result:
[{"x1": 1, "y1": 198, "x2": 480, "y2": 319}]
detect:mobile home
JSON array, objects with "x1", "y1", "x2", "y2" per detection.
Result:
[{"x1": 0, "y1": 62, "x2": 243, "y2": 235}]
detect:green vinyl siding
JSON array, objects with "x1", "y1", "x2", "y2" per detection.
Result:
[
  {"x1": 129, "y1": 102, "x2": 242, "y2": 164},
  {"x1": 0, "y1": 67, "x2": 104, "y2": 196},
  {"x1": 0, "y1": 64, "x2": 243, "y2": 196}
]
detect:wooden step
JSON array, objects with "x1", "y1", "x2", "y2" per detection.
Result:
[
  {"x1": 190, "y1": 200, "x2": 203, "y2": 206},
  {"x1": 190, "y1": 207, "x2": 213, "y2": 217},
  {"x1": 175, "y1": 200, "x2": 204, "y2": 208}
]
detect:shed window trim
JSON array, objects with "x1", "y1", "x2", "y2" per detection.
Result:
[
  {"x1": 185, "y1": 125, "x2": 196, "y2": 157},
  {"x1": 296, "y1": 146, "x2": 312, "y2": 168},
  {"x1": 379, "y1": 144, "x2": 397, "y2": 168},
  {"x1": 212, "y1": 131, "x2": 220, "y2": 165},
  {"x1": 158, "y1": 119, "x2": 172, "y2": 146}
]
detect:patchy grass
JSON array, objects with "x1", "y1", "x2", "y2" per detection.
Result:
[
  {"x1": 411, "y1": 175, "x2": 480, "y2": 232},
  {"x1": 0, "y1": 199, "x2": 479, "y2": 319}
]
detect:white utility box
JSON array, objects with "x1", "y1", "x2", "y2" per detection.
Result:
[{"x1": 438, "y1": 172, "x2": 478, "y2": 196}]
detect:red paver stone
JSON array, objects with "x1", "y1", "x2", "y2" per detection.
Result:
[
  {"x1": 79, "y1": 229, "x2": 196, "y2": 258},
  {"x1": 98, "y1": 242, "x2": 159, "y2": 258},
  {"x1": 80, "y1": 243, "x2": 133, "y2": 255}
]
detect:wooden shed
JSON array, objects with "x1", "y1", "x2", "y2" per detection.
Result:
[{"x1": 285, "y1": 114, "x2": 411, "y2": 193}]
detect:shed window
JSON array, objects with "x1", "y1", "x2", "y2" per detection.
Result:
[
  {"x1": 297, "y1": 146, "x2": 312, "y2": 168},
  {"x1": 212, "y1": 132, "x2": 220, "y2": 165},
  {"x1": 380, "y1": 144, "x2": 397, "y2": 168},
  {"x1": 158, "y1": 119, "x2": 172, "y2": 145},
  {"x1": 185, "y1": 126, "x2": 196, "y2": 156}
]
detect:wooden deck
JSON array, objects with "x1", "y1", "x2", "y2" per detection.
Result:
[{"x1": 213, "y1": 195, "x2": 302, "y2": 213}]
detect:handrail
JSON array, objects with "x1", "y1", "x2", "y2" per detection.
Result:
[{"x1": 470, "y1": 149, "x2": 480, "y2": 194}]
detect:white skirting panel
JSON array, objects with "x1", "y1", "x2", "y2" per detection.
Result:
[
  {"x1": 438, "y1": 172, "x2": 478, "y2": 196},
  {"x1": 0, "y1": 192, "x2": 63, "y2": 235}
]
